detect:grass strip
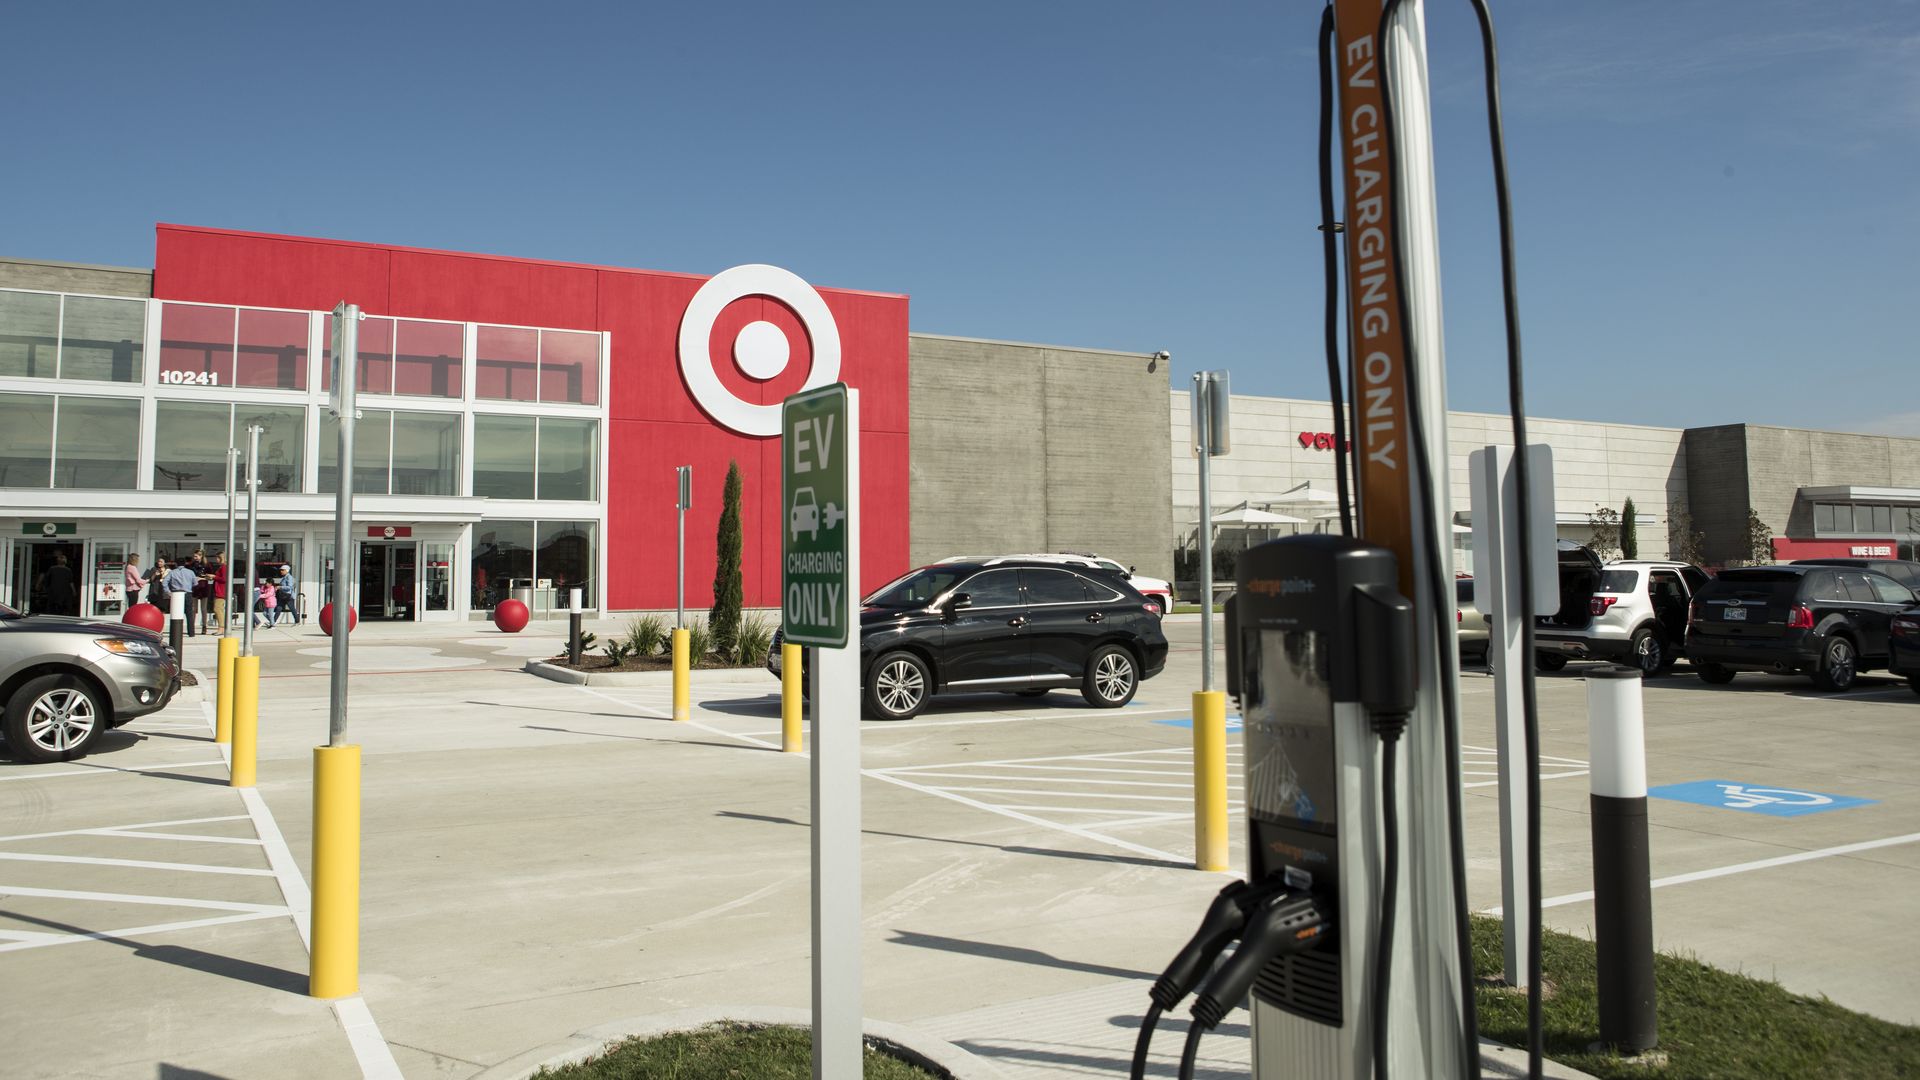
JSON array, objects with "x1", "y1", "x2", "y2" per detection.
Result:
[
  {"x1": 1472, "y1": 915, "x2": 1920, "y2": 1078},
  {"x1": 532, "y1": 1022, "x2": 941, "y2": 1079}
]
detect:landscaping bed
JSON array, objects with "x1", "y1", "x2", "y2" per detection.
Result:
[
  {"x1": 531, "y1": 1022, "x2": 942, "y2": 1079},
  {"x1": 540, "y1": 654, "x2": 750, "y2": 674},
  {"x1": 1471, "y1": 915, "x2": 1920, "y2": 1078}
]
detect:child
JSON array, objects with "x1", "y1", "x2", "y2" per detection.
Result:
[{"x1": 256, "y1": 580, "x2": 279, "y2": 627}]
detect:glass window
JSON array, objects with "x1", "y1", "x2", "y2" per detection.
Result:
[
  {"x1": 0, "y1": 392, "x2": 54, "y2": 487},
  {"x1": 159, "y1": 303, "x2": 235, "y2": 387},
  {"x1": 1837, "y1": 572, "x2": 1880, "y2": 603},
  {"x1": 537, "y1": 417, "x2": 597, "y2": 501},
  {"x1": 423, "y1": 542, "x2": 454, "y2": 612},
  {"x1": 961, "y1": 569, "x2": 1024, "y2": 608},
  {"x1": 153, "y1": 400, "x2": 234, "y2": 491},
  {"x1": 1871, "y1": 505, "x2": 1894, "y2": 533},
  {"x1": 59, "y1": 296, "x2": 145, "y2": 383},
  {"x1": 233, "y1": 406, "x2": 306, "y2": 492},
  {"x1": 1868, "y1": 574, "x2": 1915, "y2": 606},
  {"x1": 0, "y1": 291, "x2": 60, "y2": 379},
  {"x1": 1024, "y1": 568, "x2": 1089, "y2": 604},
  {"x1": 321, "y1": 313, "x2": 395, "y2": 394},
  {"x1": 473, "y1": 415, "x2": 536, "y2": 499},
  {"x1": 390, "y1": 410, "x2": 461, "y2": 496},
  {"x1": 319, "y1": 409, "x2": 392, "y2": 494},
  {"x1": 472, "y1": 520, "x2": 534, "y2": 611},
  {"x1": 53, "y1": 396, "x2": 139, "y2": 489},
  {"x1": 539, "y1": 330, "x2": 599, "y2": 405},
  {"x1": 537, "y1": 520, "x2": 596, "y2": 608},
  {"x1": 1814, "y1": 503, "x2": 1836, "y2": 533},
  {"x1": 235, "y1": 308, "x2": 309, "y2": 390},
  {"x1": 393, "y1": 320, "x2": 463, "y2": 398},
  {"x1": 475, "y1": 325, "x2": 538, "y2": 401}
]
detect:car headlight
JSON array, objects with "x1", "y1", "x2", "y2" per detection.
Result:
[{"x1": 97, "y1": 637, "x2": 162, "y2": 658}]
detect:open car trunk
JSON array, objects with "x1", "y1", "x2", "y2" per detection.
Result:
[{"x1": 1537, "y1": 540, "x2": 1603, "y2": 631}]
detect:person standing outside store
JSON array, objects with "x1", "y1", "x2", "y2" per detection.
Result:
[
  {"x1": 165, "y1": 557, "x2": 200, "y2": 635},
  {"x1": 146, "y1": 558, "x2": 168, "y2": 608},
  {"x1": 275, "y1": 565, "x2": 297, "y2": 624},
  {"x1": 42, "y1": 553, "x2": 77, "y2": 616},
  {"x1": 255, "y1": 579, "x2": 278, "y2": 627},
  {"x1": 123, "y1": 553, "x2": 145, "y2": 615},
  {"x1": 210, "y1": 552, "x2": 230, "y2": 635}
]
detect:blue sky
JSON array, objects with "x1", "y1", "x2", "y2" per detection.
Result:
[{"x1": 7, "y1": 2, "x2": 1916, "y2": 434}]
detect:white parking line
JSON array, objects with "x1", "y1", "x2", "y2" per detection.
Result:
[
  {"x1": 0, "y1": 815, "x2": 250, "y2": 844},
  {"x1": 0, "y1": 852, "x2": 275, "y2": 876},
  {"x1": 0, "y1": 911, "x2": 290, "y2": 953},
  {"x1": 0, "y1": 759, "x2": 229, "y2": 783},
  {"x1": 0, "y1": 885, "x2": 284, "y2": 912}
]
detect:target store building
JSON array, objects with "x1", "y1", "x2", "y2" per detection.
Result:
[{"x1": 0, "y1": 225, "x2": 910, "y2": 622}]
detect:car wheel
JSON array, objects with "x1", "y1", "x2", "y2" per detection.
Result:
[
  {"x1": 1811, "y1": 636, "x2": 1858, "y2": 692},
  {"x1": 4, "y1": 674, "x2": 106, "y2": 764},
  {"x1": 1630, "y1": 628, "x2": 1666, "y2": 677},
  {"x1": 1698, "y1": 663, "x2": 1737, "y2": 685},
  {"x1": 864, "y1": 651, "x2": 929, "y2": 720},
  {"x1": 1536, "y1": 653, "x2": 1568, "y2": 672},
  {"x1": 1082, "y1": 645, "x2": 1139, "y2": 708}
]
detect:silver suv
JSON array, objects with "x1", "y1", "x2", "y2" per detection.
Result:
[
  {"x1": 0, "y1": 601, "x2": 180, "y2": 763},
  {"x1": 1536, "y1": 560, "x2": 1710, "y2": 676}
]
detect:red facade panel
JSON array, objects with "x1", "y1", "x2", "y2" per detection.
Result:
[{"x1": 154, "y1": 224, "x2": 910, "y2": 612}]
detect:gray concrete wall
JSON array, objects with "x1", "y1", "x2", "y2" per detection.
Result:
[
  {"x1": 1741, "y1": 424, "x2": 1920, "y2": 547},
  {"x1": 1682, "y1": 425, "x2": 1751, "y2": 564},
  {"x1": 0, "y1": 257, "x2": 151, "y2": 298},
  {"x1": 909, "y1": 335, "x2": 1173, "y2": 583}
]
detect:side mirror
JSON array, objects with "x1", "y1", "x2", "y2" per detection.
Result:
[
  {"x1": 946, "y1": 592, "x2": 973, "y2": 613},
  {"x1": 1128, "y1": 565, "x2": 1137, "y2": 575}
]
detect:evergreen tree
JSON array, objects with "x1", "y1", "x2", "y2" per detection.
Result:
[
  {"x1": 1620, "y1": 498, "x2": 1638, "y2": 560},
  {"x1": 710, "y1": 460, "x2": 743, "y2": 660}
]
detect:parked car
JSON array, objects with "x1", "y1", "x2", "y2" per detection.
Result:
[
  {"x1": 1890, "y1": 604, "x2": 1920, "y2": 697},
  {"x1": 1535, "y1": 560, "x2": 1711, "y2": 676},
  {"x1": 0, "y1": 600, "x2": 180, "y2": 763},
  {"x1": 1686, "y1": 565, "x2": 1919, "y2": 691},
  {"x1": 1791, "y1": 558, "x2": 1920, "y2": 591},
  {"x1": 938, "y1": 552, "x2": 1173, "y2": 614},
  {"x1": 1456, "y1": 577, "x2": 1489, "y2": 666},
  {"x1": 770, "y1": 558, "x2": 1169, "y2": 719},
  {"x1": 1529, "y1": 540, "x2": 1604, "y2": 672}
]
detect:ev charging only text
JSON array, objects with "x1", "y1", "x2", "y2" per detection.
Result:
[
  {"x1": 1342, "y1": 33, "x2": 1400, "y2": 472},
  {"x1": 788, "y1": 413, "x2": 842, "y2": 631}
]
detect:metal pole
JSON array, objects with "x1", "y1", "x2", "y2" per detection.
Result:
[
  {"x1": 224, "y1": 445, "x2": 237, "y2": 636},
  {"x1": 676, "y1": 465, "x2": 688, "y2": 629},
  {"x1": 1195, "y1": 372, "x2": 1215, "y2": 692},
  {"x1": 242, "y1": 425, "x2": 261, "y2": 656},
  {"x1": 329, "y1": 307, "x2": 358, "y2": 747},
  {"x1": 568, "y1": 587, "x2": 583, "y2": 666},
  {"x1": 1588, "y1": 666, "x2": 1657, "y2": 1052}
]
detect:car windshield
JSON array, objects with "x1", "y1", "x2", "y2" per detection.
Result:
[
  {"x1": 1702, "y1": 569, "x2": 1801, "y2": 604},
  {"x1": 865, "y1": 567, "x2": 970, "y2": 609},
  {"x1": 1599, "y1": 569, "x2": 1641, "y2": 593}
]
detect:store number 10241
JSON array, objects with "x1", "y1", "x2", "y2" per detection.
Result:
[{"x1": 160, "y1": 370, "x2": 220, "y2": 385}]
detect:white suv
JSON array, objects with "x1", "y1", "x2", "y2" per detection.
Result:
[
  {"x1": 1536, "y1": 560, "x2": 1710, "y2": 675},
  {"x1": 936, "y1": 552, "x2": 1173, "y2": 614}
]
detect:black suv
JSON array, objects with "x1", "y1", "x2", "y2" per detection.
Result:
[
  {"x1": 1686, "y1": 564, "x2": 1919, "y2": 690},
  {"x1": 769, "y1": 559, "x2": 1169, "y2": 720},
  {"x1": 1792, "y1": 558, "x2": 1920, "y2": 591}
]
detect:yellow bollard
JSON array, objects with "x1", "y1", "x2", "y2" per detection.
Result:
[
  {"x1": 671, "y1": 628, "x2": 690, "y2": 721},
  {"x1": 230, "y1": 655, "x2": 260, "y2": 788},
  {"x1": 1192, "y1": 690, "x2": 1229, "y2": 872},
  {"x1": 310, "y1": 744, "x2": 361, "y2": 999},
  {"x1": 215, "y1": 636, "x2": 238, "y2": 744},
  {"x1": 781, "y1": 642, "x2": 803, "y2": 752}
]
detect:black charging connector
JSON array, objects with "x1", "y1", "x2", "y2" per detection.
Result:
[
  {"x1": 1131, "y1": 878, "x2": 1292, "y2": 1079},
  {"x1": 1176, "y1": 891, "x2": 1330, "y2": 1080},
  {"x1": 1353, "y1": 582, "x2": 1416, "y2": 739}
]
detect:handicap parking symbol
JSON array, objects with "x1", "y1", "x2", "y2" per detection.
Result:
[
  {"x1": 1648, "y1": 779, "x2": 1876, "y2": 817},
  {"x1": 1155, "y1": 716, "x2": 1244, "y2": 733}
]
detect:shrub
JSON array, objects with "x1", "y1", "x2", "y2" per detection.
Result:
[
  {"x1": 734, "y1": 613, "x2": 774, "y2": 666},
  {"x1": 603, "y1": 639, "x2": 635, "y2": 665},
  {"x1": 685, "y1": 617, "x2": 712, "y2": 663},
  {"x1": 1621, "y1": 497, "x2": 1638, "y2": 560},
  {"x1": 624, "y1": 614, "x2": 668, "y2": 656}
]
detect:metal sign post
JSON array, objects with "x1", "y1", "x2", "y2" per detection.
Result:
[
  {"x1": 224, "y1": 445, "x2": 238, "y2": 635},
  {"x1": 328, "y1": 306, "x2": 357, "y2": 742},
  {"x1": 1191, "y1": 370, "x2": 1230, "y2": 688},
  {"x1": 782, "y1": 383, "x2": 860, "y2": 1080},
  {"x1": 241, "y1": 426, "x2": 261, "y2": 656},
  {"x1": 676, "y1": 465, "x2": 691, "y2": 628}
]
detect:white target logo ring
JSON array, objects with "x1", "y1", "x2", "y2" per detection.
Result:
[{"x1": 678, "y1": 264, "x2": 841, "y2": 437}]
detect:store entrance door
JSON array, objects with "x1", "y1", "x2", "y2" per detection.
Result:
[
  {"x1": 358, "y1": 541, "x2": 419, "y2": 622},
  {"x1": 8, "y1": 541, "x2": 84, "y2": 616}
]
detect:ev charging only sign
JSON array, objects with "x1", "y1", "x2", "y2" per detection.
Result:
[{"x1": 782, "y1": 383, "x2": 853, "y2": 647}]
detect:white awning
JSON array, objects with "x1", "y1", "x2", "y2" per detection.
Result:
[{"x1": 1798, "y1": 485, "x2": 1920, "y2": 505}]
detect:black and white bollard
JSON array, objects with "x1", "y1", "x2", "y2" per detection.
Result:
[
  {"x1": 567, "y1": 588, "x2": 584, "y2": 666},
  {"x1": 168, "y1": 591, "x2": 186, "y2": 659},
  {"x1": 1587, "y1": 665, "x2": 1658, "y2": 1053}
]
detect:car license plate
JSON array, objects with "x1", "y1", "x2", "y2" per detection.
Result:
[{"x1": 1723, "y1": 607, "x2": 1747, "y2": 622}]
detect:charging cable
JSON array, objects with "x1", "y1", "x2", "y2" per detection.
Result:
[
  {"x1": 1318, "y1": 2, "x2": 1354, "y2": 538},
  {"x1": 1131, "y1": 879, "x2": 1271, "y2": 1079},
  {"x1": 1176, "y1": 891, "x2": 1329, "y2": 1080}
]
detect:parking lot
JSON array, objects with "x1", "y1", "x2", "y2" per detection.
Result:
[{"x1": 2, "y1": 614, "x2": 1916, "y2": 1078}]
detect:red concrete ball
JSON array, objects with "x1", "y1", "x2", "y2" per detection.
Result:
[
  {"x1": 122, "y1": 603, "x2": 166, "y2": 633},
  {"x1": 493, "y1": 599, "x2": 530, "y2": 634},
  {"x1": 319, "y1": 603, "x2": 358, "y2": 637}
]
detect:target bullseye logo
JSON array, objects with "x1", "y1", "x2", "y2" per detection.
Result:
[{"x1": 678, "y1": 264, "x2": 841, "y2": 437}]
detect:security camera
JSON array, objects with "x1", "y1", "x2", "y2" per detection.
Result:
[{"x1": 1153, "y1": 350, "x2": 1171, "y2": 362}]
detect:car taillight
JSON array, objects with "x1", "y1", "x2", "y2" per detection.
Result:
[
  {"x1": 1786, "y1": 604, "x2": 1815, "y2": 630},
  {"x1": 1893, "y1": 614, "x2": 1919, "y2": 638},
  {"x1": 1590, "y1": 596, "x2": 1619, "y2": 617},
  {"x1": 1456, "y1": 609, "x2": 1463, "y2": 623},
  {"x1": 1688, "y1": 599, "x2": 1702, "y2": 626}
]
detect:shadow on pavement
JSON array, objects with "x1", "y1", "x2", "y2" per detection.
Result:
[
  {"x1": 0, "y1": 910, "x2": 306, "y2": 994},
  {"x1": 714, "y1": 811, "x2": 1187, "y2": 870},
  {"x1": 522, "y1": 724, "x2": 771, "y2": 754},
  {"x1": 157, "y1": 1065, "x2": 238, "y2": 1079},
  {"x1": 951, "y1": 1037, "x2": 1246, "y2": 1079},
  {"x1": 887, "y1": 930, "x2": 1156, "y2": 981}
]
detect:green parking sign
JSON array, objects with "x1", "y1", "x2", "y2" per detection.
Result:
[{"x1": 782, "y1": 383, "x2": 851, "y2": 647}]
